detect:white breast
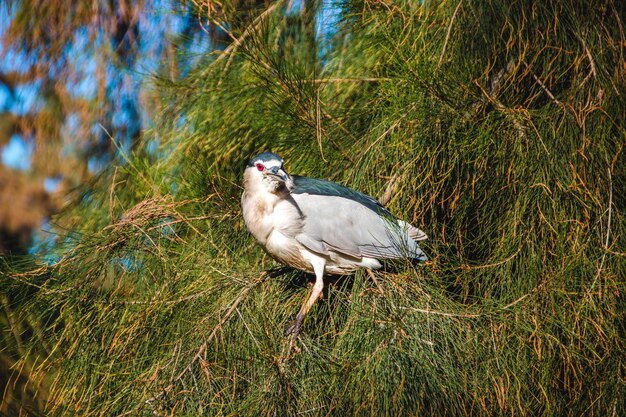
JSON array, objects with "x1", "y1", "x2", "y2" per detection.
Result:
[
  {"x1": 242, "y1": 191, "x2": 276, "y2": 244},
  {"x1": 242, "y1": 191, "x2": 304, "y2": 261}
]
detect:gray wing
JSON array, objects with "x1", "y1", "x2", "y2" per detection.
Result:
[
  {"x1": 290, "y1": 193, "x2": 427, "y2": 261},
  {"x1": 291, "y1": 175, "x2": 390, "y2": 216}
]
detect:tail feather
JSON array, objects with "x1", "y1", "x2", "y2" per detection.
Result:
[{"x1": 397, "y1": 220, "x2": 428, "y2": 241}]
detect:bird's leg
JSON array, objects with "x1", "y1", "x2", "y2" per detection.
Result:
[{"x1": 287, "y1": 259, "x2": 325, "y2": 346}]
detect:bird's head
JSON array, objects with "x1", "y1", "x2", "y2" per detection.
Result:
[{"x1": 244, "y1": 152, "x2": 291, "y2": 193}]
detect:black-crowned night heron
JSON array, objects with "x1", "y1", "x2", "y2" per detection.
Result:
[{"x1": 242, "y1": 152, "x2": 427, "y2": 339}]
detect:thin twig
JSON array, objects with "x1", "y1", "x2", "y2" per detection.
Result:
[
  {"x1": 315, "y1": 90, "x2": 325, "y2": 161},
  {"x1": 438, "y1": 0, "x2": 463, "y2": 68},
  {"x1": 236, "y1": 307, "x2": 262, "y2": 351},
  {"x1": 297, "y1": 77, "x2": 391, "y2": 84},
  {"x1": 501, "y1": 282, "x2": 545, "y2": 310},
  {"x1": 587, "y1": 167, "x2": 613, "y2": 298},
  {"x1": 459, "y1": 247, "x2": 521, "y2": 270},
  {"x1": 401, "y1": 306, "x2": 479, "y2": 319},
  {"x1": 580, "y1": 36, "x2": 597, "y2": 86},
  {"x1": 109, "y1": 166, "x2": 118, "y2": 222},
  {"x1": 522, "y1": 61, "x2": 564, "y2": 111},
  {"x1": 501, "y1": 293, "x2": 531, "y2": 310},
  {"x1": 530, "y1": 71, "x2": 563, "y2": 108}
]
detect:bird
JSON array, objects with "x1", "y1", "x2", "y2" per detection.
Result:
[{"x1": 241, "y1": 152, "x2": 427, "y2": 341}]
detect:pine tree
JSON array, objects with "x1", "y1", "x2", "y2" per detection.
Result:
[{"x1": 2, "y1": 0, "x2": 625, "y2": 415}]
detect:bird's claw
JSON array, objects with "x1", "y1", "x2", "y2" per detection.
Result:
[{"x1": 284, "y1": 317, "x2": 301, "y2": 338}]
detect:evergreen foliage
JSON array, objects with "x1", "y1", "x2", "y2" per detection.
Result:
[{"x1": 2, "y1": 0, "x2": 625, "y2": 415}]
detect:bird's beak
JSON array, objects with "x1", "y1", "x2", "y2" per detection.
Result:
[{"x1": 267, "y1": 166, "x2": 290, "y2": 182}]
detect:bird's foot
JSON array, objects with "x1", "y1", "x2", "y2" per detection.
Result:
[
  {"x1": 284, "y1": 316, "x2": 302, "y2": 338},
  {"x1": 284, "y1": 314, "x2": 304, "y2": 355}
]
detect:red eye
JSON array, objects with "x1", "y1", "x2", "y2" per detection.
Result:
[{"x1": 255, "y1": 163, "x2": 264, "y2": 172}]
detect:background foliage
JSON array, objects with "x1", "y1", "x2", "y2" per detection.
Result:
[
  {"x1": 0, "y1": 0, "x2": 205, "y2": 254},
  {"x1": 2, "y1": 0, "x2": 625, "y2": 415}
]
